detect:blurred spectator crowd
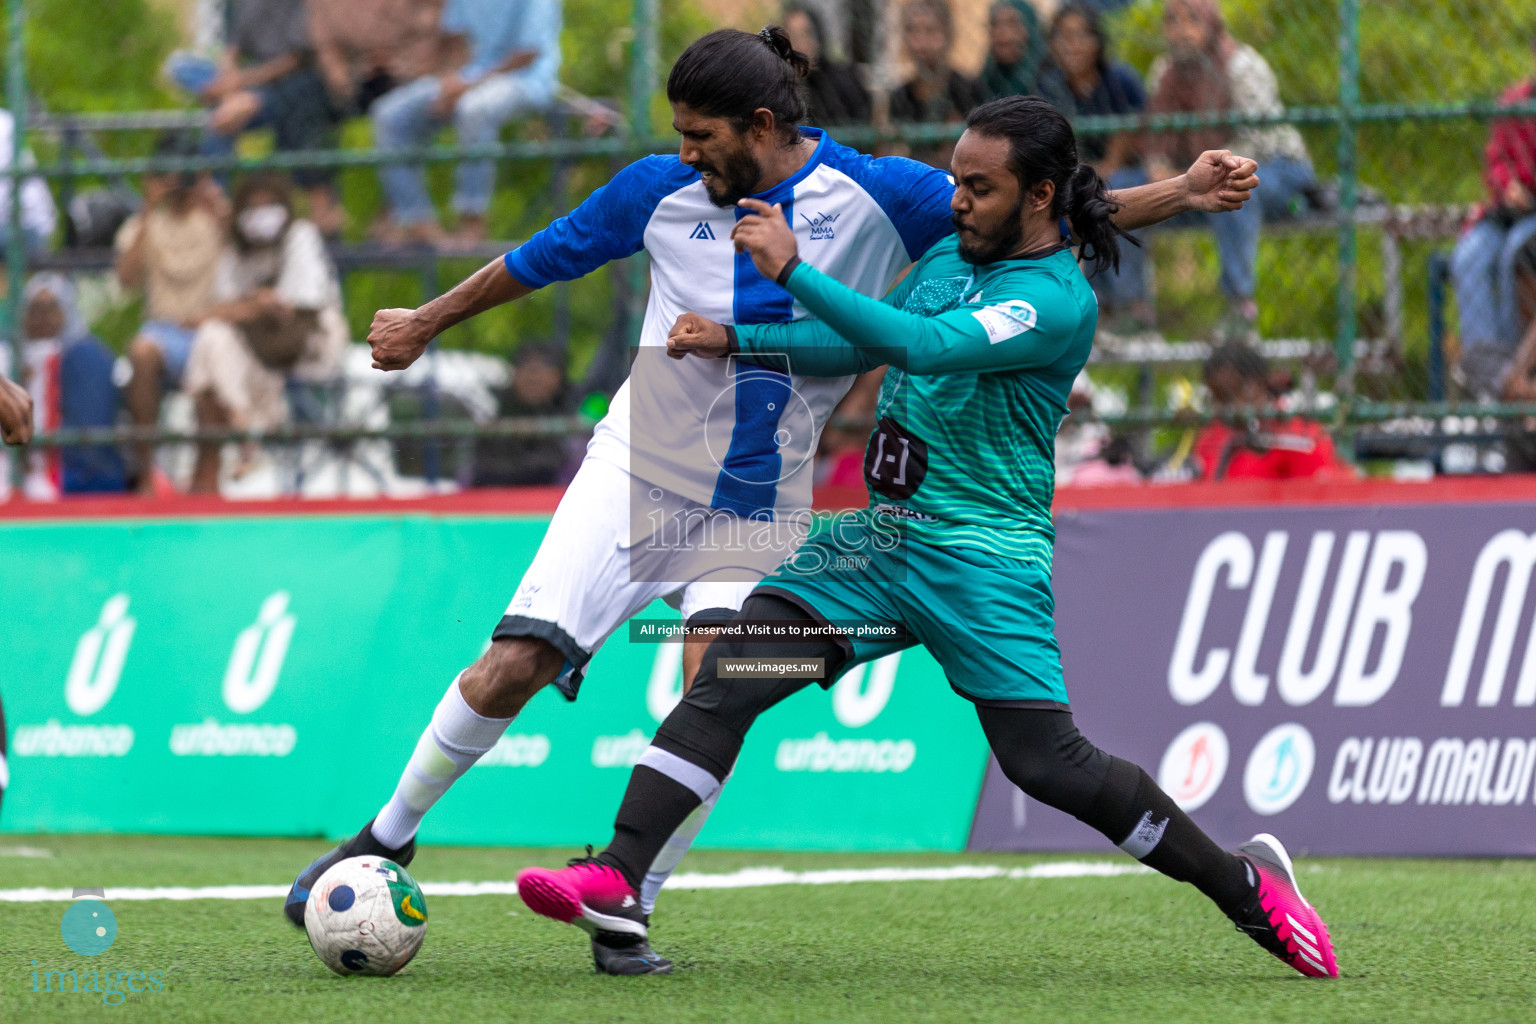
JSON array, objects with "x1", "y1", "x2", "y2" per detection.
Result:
[
  {"x1": 1, "y1": 0, "x2": 1535, "y2": 497},
  {"x1": 2, "y1": 0, "x2": 576, "y2": 499},
  {"x1": 165, "y1": 0, "x2": 564, "y2": 243}
]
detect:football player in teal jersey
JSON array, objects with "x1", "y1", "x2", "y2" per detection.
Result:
[{"x1": 515, "y1": 96, "x2": 1338, "y2": 980}]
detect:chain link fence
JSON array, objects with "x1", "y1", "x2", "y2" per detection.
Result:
[{"x1": 4, "y1": 0, "x2": 1536, "y2": 492}]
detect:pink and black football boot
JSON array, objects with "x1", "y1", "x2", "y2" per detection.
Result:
[
  {"x1": 517, "y1": 849, "x2": 673, "y2": 975},
  {"x1": 1228, "y1": 833, "x2": 1339, "y2": 978}
]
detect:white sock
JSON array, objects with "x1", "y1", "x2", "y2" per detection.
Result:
[
  {"x1": 640, "y1": 771, "x2": 730, "y2": 915},
  {"x1": 371, "y1": 674, "x2": 513, "y2": 850}
]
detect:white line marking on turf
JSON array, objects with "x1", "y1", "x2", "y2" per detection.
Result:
[
  {"x1": 0, "y1": 861, "x2": 1151, "y2": 903},
  {"x1": 0, "y1": 846, "x2": 53, "y2": 859}
]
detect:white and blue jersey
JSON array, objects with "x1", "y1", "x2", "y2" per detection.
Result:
[{"x1": 504, "y1": 127, "x2": 954, "y2": 518}]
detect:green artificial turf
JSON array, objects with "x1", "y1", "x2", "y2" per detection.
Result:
[{"x1": 1, "y1": 835, "x2": 1533, "y2": 1023}]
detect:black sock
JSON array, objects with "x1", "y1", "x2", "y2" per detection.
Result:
[
  {"x1": 1090, "y1": 760, "x2": 1254, "y2": 914},
  {"x1": 600, "y1": 703, "x2": 745, "y2": 889},
  {"x1": 598, "y1": 765, "x2": 705, "y2": 890}
]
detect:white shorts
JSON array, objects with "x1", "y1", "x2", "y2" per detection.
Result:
[{"x1": 493, "y1": 455, "x2": 807, "y2": 699}]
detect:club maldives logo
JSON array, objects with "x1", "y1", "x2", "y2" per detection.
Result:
[
  {"x1": 1243, "y1": 723, "x2": 1316, "y2": 815},
  {"x1": 1157, "y1": 721, "x2": 1229, "y2": 811},
  {"x1": 32, "y1": 888, "x2": 165, "y2": 1005}
]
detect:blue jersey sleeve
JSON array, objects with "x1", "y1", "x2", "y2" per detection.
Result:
[
  {"x1": 504, "y1": 155, "x2": 694, "y2": 289},
  {"x1": 818, "y1": 140, "x2": 955, "y2": 262}
]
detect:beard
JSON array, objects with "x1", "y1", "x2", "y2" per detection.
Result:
[
  {"x1": 695, "y1": 144, "x2": 765, "y2": 208},
  {"x1": 952, "y1": 201, "x2": 1027, "y2": 265}
]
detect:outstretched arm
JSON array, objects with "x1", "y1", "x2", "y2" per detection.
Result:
[
  {"x1": 369, "y1": 156, "x2": 665, "y2": 370},
  {"x1": 742, "y1": 262, "x2": 1066, "y2": 377},
  {"x1": 668, "y1": 311, "x2": 884, "y2": 377},
  {"x1": 1108, "y1": 150, "x2": 1260, "y2": 231},
  {"x1": 667, "y1": 253, "x2": 925, "y2": 377},
  {"x1": 675, "y1": 200, "x2": 1075, "y2": 377},
  {"x1": 369, "y1": 260, "x2": 534, "y2": 370}
]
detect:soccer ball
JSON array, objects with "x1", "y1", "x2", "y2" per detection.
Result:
[{"x1": 304, "y1": 856, "x2": 428, "y2": 976}]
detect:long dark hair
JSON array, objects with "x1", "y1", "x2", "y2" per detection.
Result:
[
  {"x1": 965, "y1": 95, "x2": 1129, "y2": 274},
  {"x1": 667, "y1": 27, "x2": 811, "y2": 145}
]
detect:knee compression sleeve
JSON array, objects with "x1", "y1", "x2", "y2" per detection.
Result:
[
  {"x1": 603, "y1": 595, "x2": 846, "y2": 887},
  {"x1": 650, "y1": 594, "x2": 848, "y2": 773}
]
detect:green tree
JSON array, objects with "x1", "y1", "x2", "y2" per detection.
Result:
[{"x1": 2, "y1": 0, "x2": 178, "y2": 112}]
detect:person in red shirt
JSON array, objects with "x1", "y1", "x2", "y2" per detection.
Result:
[
  {"x1": 1449, "y1": 34, "x2": 1536, "y2": 399},
  {"x1": 1192, "y1": 341, "x2": 1346, "y2": 481}
]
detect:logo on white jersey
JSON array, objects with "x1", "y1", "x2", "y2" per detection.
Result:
[
  {"x1": 972, "y1": 300, "x2": 1038, "y2": 344},
  {"x1": 800, "y1": 210, "x2": 840, "y2": 240},
  {"x1": 689, "y1": 221, "x2": 717, "y2": 240}
]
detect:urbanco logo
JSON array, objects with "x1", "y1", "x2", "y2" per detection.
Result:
[
  {"x1": 831, "y1": 653, "x2": 900, "y2": 727},
  {"x1": 1243, "y1": 723, "x2": 1316, "y2": 815},
  {"x1": 65, "y1": 594, "x2": 136, "y2": 716},
  {"x1": 1157, "y1": 721, "x2": 1229, "y2": 811},
  {"x1": 223, "y1": 591, "x2": 296, "y2": 715},
  {"x1": 13, "y1": 595, "x2": 137, "y2": 759},
  {"x1": 169, "y1": 591, "x2": 299, "y2": 757}
]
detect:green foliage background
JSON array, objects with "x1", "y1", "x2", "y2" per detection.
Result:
[{"x1": 0, "y1": 0, "x2": 179, "y2": 112}]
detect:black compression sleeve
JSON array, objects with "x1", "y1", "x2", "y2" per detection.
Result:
[
  {"x1": 602, "y1": 595, "x2": 849, "y2": 888},
  {"x1": 977, "y1": 706, "x2": 1251, "y2": 913}
]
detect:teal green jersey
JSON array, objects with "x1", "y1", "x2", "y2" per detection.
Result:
[{"x1": 732, "y1": 235, "x2": 1097, "y2": 565}]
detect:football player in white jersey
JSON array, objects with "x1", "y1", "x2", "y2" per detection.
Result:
[{"x1": 284, "y1": 25, "x2": 1258, "y2": 973}]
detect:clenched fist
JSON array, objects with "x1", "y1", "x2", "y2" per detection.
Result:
[
  {"x1": 667, "y1": 312, "x2": 730, "y2": 360},
  {"x1": 368, "y1": 307, "x2": 436, "y2": 371},
  {"x1": 1184, "y1": 150, "x2": 1261, "y2": 213}
]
